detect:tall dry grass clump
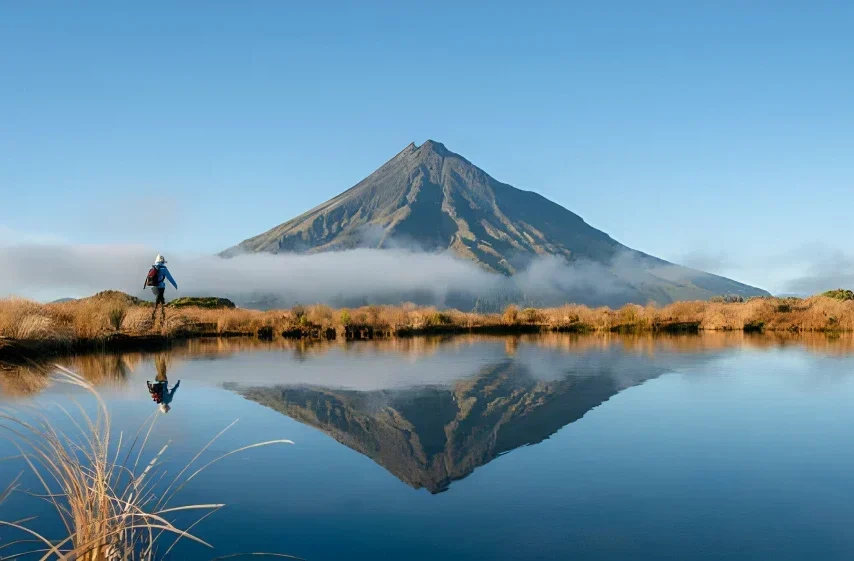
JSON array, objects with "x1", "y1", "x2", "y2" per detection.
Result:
[
  {"x1": 788, "y1": 295, "x2": 854, "y2": 331},
  {"x1": 502, "y1": 304, "x2": 520, "y2": 325},
  {"x1": 213, "y1": 308, "x2": 257, "y2": 334},
  {"x1": 50, "y1": 294, "x2": 134, "y2": 339},
  {"x1": 121, "y1": 307, "x2": 155, "y2": 332},
  {"x1": 0, "y1": 298, "x2": 72, "y2": 343},
  {"x1": 306, "y1": 304, "x2": 335, "y2": 329},
  {"x1": 108, "y1": 304, "x2": 129, "y2": 332},
  {"x1": 0, "y1": 366, "x2": 294, "y2": 560}
]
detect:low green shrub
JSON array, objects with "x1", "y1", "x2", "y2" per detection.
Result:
[
  {"x1": 822, "y1": 289, "x2": 854, "y2": 301},
  {"x1": 168, "y1": 297, "x2": 236, "y2": 309}
]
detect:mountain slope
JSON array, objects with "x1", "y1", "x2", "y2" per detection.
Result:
[{"x1": 223, "y1": 140, "x2": 768, "y2": 304}]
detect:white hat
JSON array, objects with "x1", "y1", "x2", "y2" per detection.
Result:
[
  {"x1": 159, "y1": 403, "x2": 170, "y2": 414},
  {"x1": 155, "y1": 254, "x2": 167, "y2": 264}
]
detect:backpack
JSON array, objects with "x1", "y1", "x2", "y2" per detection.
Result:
[
  {"x1": 147, "y1": 381, "x2": 165, "y2": 403},
  {"x1": 145, "y1": 266, "x2": 161, "y2": 287}
]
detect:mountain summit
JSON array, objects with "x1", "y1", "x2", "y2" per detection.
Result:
[
  {"x1": 223, "y1": 139, "x2": 616, "y2": 273},
  {"x1": 223, "y1": 140, "x2": 768, "y2": 304}
]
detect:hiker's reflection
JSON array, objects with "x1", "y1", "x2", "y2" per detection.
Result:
[{"x1": 146, "y1": 353, "x2": 180, "y2": 413}]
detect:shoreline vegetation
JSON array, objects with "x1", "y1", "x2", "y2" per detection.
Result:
[
  {"x1": 1, "y1": 289, "x2": 853, "y2": 362},
  {"x1": 0, "y1": 367, "x2": 293, "y2": 559},
  {"x1": 5, "y1": 331, "x2": 854, "y2": 398}
]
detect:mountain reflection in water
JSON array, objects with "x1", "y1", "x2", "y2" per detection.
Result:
[
  {"x1": 221, "y1": 331, "x2": 854, "y2": 493},
  {"x1": 4, "y1": 332, "x2": 854, "y2": 494},
  {"x1": 231, "y1": 357, "x2": 661, "y2": 493}
]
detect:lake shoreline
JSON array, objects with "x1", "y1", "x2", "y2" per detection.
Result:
[
  {"x1": 2, "y1": 290, "x2": 854, "y2": 363},
  {"x1": 1, "y1": 320, "x2": 850, "y2": 365}
]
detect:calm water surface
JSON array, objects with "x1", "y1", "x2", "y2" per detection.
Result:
[{"x1": 2, "y1": 333, "x2": 854, "y2": 560}]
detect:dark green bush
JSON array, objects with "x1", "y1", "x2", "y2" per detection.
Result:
[
  {"x1": 822, "y1": 289, "x2": 854, "y2": 301},
  {"x1": 168, "y1": 297, "x2": 236, "y2": 309}
]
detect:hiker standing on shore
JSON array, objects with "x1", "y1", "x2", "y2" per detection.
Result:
[{"x1": 144, "y1": 254, "x2": 178, "y2": 324}]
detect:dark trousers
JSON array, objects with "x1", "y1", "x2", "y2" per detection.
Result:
[{"x1": 151, "y1": 287, "x2": 166, "y2": 319}]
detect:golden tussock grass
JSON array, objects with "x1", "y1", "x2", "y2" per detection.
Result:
[
  {"x1": 2, "y1": 293, "x2": 854, "y2": 356},
  {"x1": 0, "y1": 366, "x2": 295, "y2": 560}
]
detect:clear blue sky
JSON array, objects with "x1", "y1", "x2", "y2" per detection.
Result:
[{"x1": 1, "y1": 1, "x2": 852, "y2": 293}]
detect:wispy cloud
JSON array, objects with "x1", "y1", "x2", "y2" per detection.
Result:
[
  {"x1": 674, "y1": 243, "x2": 854, "y2": 296},
  {"x1": 0, "y1": 225, "x2": 67, "y2": 246},
  {"x1": 0, "y1": 243, "x2": 501, "y2": 304},
  {"x1": 778, "y1": 245, "x2": 854, "y2": 296},
  {"x1": 0, "y1": 242, "x2": 668, "y2": 306},
  {"x1": 677, "y1": 249, "x2": 731, "y2": 273}
]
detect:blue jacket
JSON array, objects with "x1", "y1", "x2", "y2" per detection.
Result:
[
  {"x1": 152, "y1": 264, "x2": 178, "y2": 290},
  {"x1": 162, "y1": 380, "x2": 180, "y2": 405}
]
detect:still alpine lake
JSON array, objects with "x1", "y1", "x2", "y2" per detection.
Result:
[{"x1": 2, "y1": 333, "x2": 854, "y2": 560}]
